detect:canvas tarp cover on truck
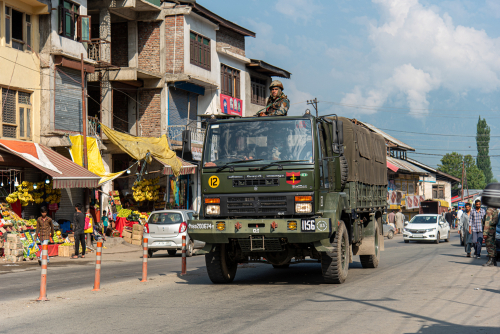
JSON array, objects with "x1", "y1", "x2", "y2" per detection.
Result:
[{"x1": 336, "y1": 117, "x2": 387, "y2": 186}]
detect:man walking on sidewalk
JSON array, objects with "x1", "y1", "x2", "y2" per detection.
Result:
[
  {"x1": 71, "y1": 203, "x2": 86, "y2": 259},
  {"x1": 395, "y1": 208, "x2": 404, "y2": 234},
  {"x1": 482, "y1": 207, "x2": 499, "y2": 267},
  {"x1": 470, "y1": 199, "x2": 486, "y2": 259},
  {"x1": 36, "y1": 206, "x2": 54, "y2": 265},
  {"x1": 459, "y1": 203, "x2": 473, "y2": 257}
]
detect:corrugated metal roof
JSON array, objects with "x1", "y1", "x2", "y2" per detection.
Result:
[
  {"x1": 356, "y1": 120, "x2": 415, "y2": 151},
  {"x1": 155, "y1": 157, "x2": 196, "y2": 176},
  {"x1": 387, "y1": 156, "x2": 428, "y2": 175},
  {"x1": 407, "y1": 158, "x2": 461, "y2": 182}
]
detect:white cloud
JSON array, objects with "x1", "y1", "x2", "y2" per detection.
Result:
[
  {"x1": 274, "y1": 0, "x2": 322, "y2": 23},
  {"x1": 245, "y1": 19, "x2": 291, "y2": 59},
  {"x1": 285, "y1": 81, "x2": 314, "y2": 116},
  {"x1": 340, "y1": 0, "x2": 500, "y2": 117}
]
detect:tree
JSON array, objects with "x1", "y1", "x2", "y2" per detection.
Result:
[
  {"x1": 437, "y1": 152, "x2": 486, "y2": 190},
  {"x1": 476, "y1": 116, "x2": 493, "y2": 184}
]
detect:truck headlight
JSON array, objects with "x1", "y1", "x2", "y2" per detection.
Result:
[
  {"x1": 206, "y1": 205, "x2": 220, "y2": 215},
  {"x1": 295, "y1": 203, "x2": 312, "y2": 213}
]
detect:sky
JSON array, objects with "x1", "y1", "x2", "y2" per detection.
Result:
[{"x1": 199, "y1": 0, "x2": 500, "y2": 179}]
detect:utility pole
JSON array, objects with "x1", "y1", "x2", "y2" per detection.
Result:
[
  {"x1": 307, "y1": 98, "x2": 319, "y2": 117},
  {"x1": 461, "y1": 161, "x2": 464, "y2": 201},
  {"x1": 81, "y1": 53, "x2": 88, "y2": 169}
]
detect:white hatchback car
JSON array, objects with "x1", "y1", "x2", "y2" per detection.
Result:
[{"x1": 403, "y1": 214, "x2": 451, "y2": 244}]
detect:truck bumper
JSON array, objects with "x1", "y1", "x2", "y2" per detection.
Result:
[{"x1": 188, "y1": 218, "x2": 333, "y2": 251}]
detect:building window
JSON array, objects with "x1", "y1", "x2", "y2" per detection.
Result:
[
  {"x1": 4, "y1": 6, "x2": 32, "y2": 51},
  {"x1": 0, "y1": 88, "x2": 31, "y2": 139},
  {"x1": 59, "y1": 0, "x2": 80, "y2": 40},
  {"x1": 221, "y1": 64, "x2": 240, "y2": 99},
  {"x1": 432, "y1": 185, "x2": 445, "y2": 199},
  {"x1": 251, "y1": 77, "x2": 266, "y2": 106},
  {"x1": 190, "y1": 31, "x2": 210, "y2": 70}
]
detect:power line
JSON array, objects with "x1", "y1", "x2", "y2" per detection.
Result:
[
  {"x1": 408, "y1": 152, "x2": 500, "y2": 157},
  {"x1": 376, "y1": 127, "x2": 499, "y2": 138}
]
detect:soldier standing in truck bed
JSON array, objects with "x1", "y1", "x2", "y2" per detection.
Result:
[{"x1": 257, "y1": 80, "x2": 290, "y2": 117}]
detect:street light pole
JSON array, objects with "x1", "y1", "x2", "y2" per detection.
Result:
[{"x1": 307, "y1": 98, "x2": 319, "y2": 117}]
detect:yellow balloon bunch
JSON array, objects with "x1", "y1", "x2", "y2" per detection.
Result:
[{"x1": 132, "y1": 177, "x2": 161, "y2": 202}]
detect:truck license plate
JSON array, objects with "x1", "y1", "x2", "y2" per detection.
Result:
[{"x1": 301, "y1": 219, "x2": 316, "y2": 232}]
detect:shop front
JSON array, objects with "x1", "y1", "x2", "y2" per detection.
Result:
[{"x1": 0, "y1": 140, "x2": 100, "y2": 262}]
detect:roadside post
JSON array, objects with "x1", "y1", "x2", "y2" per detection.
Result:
[
  {"x1": 92, "y1": 239, "x2": 103, "y2": 291},
  {"x1": 37, "y1": 243, "x2": 49, "y2": 301},
  {"x1": 181, "y1": 235, "x2": 187, "y2": 275},
  {"x1": 141, "y1": 238, "x2": 148, "y2": 282}
]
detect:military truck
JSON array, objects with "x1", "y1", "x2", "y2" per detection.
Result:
[{"x1": 188, "y1": 112, "x2": 387, "y2": 284}]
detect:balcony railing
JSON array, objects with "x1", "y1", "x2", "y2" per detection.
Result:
[
  {"x1": 87, "y1": 39, "x2": 111, "y2": 67},
  {"x1": 166, "y1": 125, "x2": 206, "y2": 149},
  {"x1": 87, "y1": 116, "x2": 102, "y2": 144}
]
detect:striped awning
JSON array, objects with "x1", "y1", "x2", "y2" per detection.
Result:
[
  {"x1": 0, "y1": 141, "x2": 100, "y2": 189},
  {"x1": 156, "y1": 157, "x2": 196, "y2": 176}
]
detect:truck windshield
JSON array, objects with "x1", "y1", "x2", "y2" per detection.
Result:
[{"x1": 203, "y1": 119, "x2": 313, "y2": 167}]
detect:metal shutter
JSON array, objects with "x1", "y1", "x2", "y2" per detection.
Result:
[
  {"x1": 55, "y1": 68, "x2": 82, "y2": 132},
  {"x1": 168, "y1": 89, "x2": 197, "y2": 125},
  {"x1": 55, "y1": 188, "x2": 83, "y2": 222}
]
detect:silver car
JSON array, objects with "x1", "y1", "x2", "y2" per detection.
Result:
[{"x1": 144, "y1": 210, "x2": 203, "y2": 257}]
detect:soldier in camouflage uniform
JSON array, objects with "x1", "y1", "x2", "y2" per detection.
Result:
[
  {"x1": 482, "y1": 207, "x2": 499, "y2": 267},
  {"x1": 257, "y1": 80, "x2": 290, "y2": 117}
]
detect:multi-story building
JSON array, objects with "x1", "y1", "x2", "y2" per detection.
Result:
[
  {"x1": 87, "y1": 0, "x2": 290, "y2": 212},
  {"x1": 0, "y1": 0, "x2": 48, "y2": 143}
]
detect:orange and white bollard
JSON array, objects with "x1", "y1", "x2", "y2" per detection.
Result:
[
  {"x1": 181, "y1": 235, "x2": 186, "y2": 276},
  {"x1": 92, "y1": 240, "x2": 103, "y2": 291},
  {"x1": 37, "y1": 244, "x2": 49, "y2": 301},
  {"x1": 141, "y1": 238, "x2": 148, "y2": 282}
]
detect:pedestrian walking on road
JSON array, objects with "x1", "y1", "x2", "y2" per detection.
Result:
[
  {"x1": 451, "y1": 208, "x2": 457, "y2": 229},
  {"x1": 35, "y1": 206, "x2": 54, "y2": 265},
  {"x1": 84, "y1": 207, "x2": 94, "y2": 248},
  {"x1": 459, "y1": 203, "x2": 473, "y2": 257},
  {"x1": 470, "y1": 199, "x2": 486, "y2": 259},
  {"x1": 388, "y1": 210, "x2": 396, "y2": 230},
  {"x1": 482, "y1": 207, "x2": 499, "y2": 267},
  {"x1": 445, "y1": 210, "x2": 453, "y2": 228},
  {"x1": 395, "y1": 209, "x2": 404, "y2": 234},
  {"x1": 71, "y1": 203, "x2": 86, "y2": 259}
]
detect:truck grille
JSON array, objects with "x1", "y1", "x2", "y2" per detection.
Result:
[{"x1": 205, "y1": 192, "x2": 313, "y2": 218}]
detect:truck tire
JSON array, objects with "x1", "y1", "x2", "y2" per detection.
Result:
[
  {"x1": 205, "y1": 244, "x2": 237, "y2": 284},
  {"x1": 360, "y1": 223, "x2": 380, "y2": 269},
  {"x1": 187, "y1": 240, "x2": 194, "y2": 257},
  {"x1": 321, "y1": 220, "x2": 349, "y2": 284},
  {"x1": 340, "y1": 155, "x2": 348, "y2": 191}
]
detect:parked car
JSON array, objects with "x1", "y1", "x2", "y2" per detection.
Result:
[
  {"x1": 144, "y1": 210, "x2": 204, "y2": 258},
  {"x1": 383, "y1": 223, "x2": 395, "y2": 239},
  {"x1": 403, "y1": 214, "x2": 451, "y2": 244}
]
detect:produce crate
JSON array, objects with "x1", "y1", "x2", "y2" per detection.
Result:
[
  {"x1": 58, "y1": 245, "x2": 71, "y2": 257},
  {"x1": 122, "y1": 230, "x2": 132, "y2": 239},
  {"x1": 7, "y1": 234, "x2": 20, "y2": 243},
  {"x1": 123, "y1": 237, "x2": 132, "y2": 244},
  {"x1": 6, "y1": 255, "x2": 23, "y2": 262},
  {"x1": 132, "y1": 234, "x2": 143, "y2": 241},
  {"x1": 10, "y1": 249, "x2": 23, "y2": 256},
  {"x1": 112, "y1": 230, "x2": 121, "y2": 237},
  {"x1": 131, "y1": 239, "x2": 142, "y2": 246},
  {"x1": 132, "y1": 224, "x2": 143, "y2": 232}
]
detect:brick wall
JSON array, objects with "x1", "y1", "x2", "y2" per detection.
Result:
[
  {"x1": 216, "y1": 26, "x2": 245, "y2": 56},
  {"x1": 138, "y1": 89, "x2": 162, "y2": 137},
  {"x1": 111, "y1": 22, "x2": 128, "y2": 67},
  {"x1": 112, "y1": 89, "x2": 129, "y2": 133},
  {"x1": 165, "y1": 15, "x2": 184, "y2": 73},
  {"x1": 138, "y1": 21, "x2": 161, "y2": 73}
]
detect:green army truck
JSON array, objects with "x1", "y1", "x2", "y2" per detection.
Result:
[{"x1": 188, "y1": 112, "x2": 387, "y2": 284}]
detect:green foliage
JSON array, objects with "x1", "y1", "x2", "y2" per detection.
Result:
[
  {"x1": 438, "y1": 152, "x2": 486, "y2": 190},
  {"x1": 476, "y1": 116, "x2": 493, "y2": 184}
]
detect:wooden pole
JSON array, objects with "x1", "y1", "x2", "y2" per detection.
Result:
[{"x1": 81, "y1": 53, "x2": 88, "y2": 169}]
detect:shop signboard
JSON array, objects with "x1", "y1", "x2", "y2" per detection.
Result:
[
  {"x1": 220, "y1": 94, "x2": 243, "y2": 116},
  {"x1": 458, "y1": 201, "x2": 465, "y2": 209}
]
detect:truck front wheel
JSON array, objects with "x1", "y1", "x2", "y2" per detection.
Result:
[
  {"x1": 205, "y1": 244, "x2": 238, "y2": 284},
  {"x1": 321, "y1": 220, "x2": 349, "y2": 284}
]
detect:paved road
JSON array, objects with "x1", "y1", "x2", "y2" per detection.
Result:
[{"x1": 3, "y1": 233, "x2": 500, "y2": 334}]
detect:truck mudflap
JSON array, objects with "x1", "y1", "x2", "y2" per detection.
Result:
[{"x1": 188, "y1": 218, "x2": 332, "y2": 247}]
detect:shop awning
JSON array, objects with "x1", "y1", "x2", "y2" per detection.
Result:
[
  {"x1": 156, "y1": 157, "x2": 196, "y2": 176},
  {"x1": 0, "y1": 140, "x2": 100, "y2": 189}
]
